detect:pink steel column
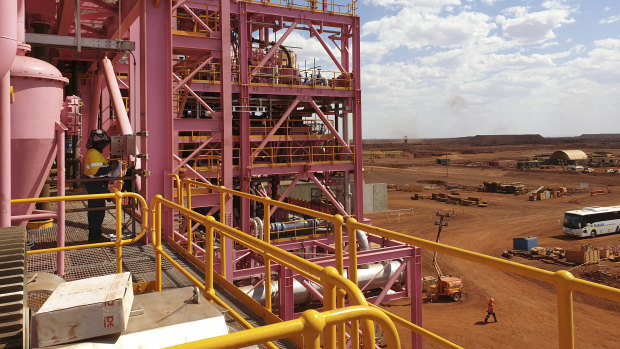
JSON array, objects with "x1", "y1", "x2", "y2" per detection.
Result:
[
  {"x1": 408, "y1": 247, "x2": 423, "y2": 349},
  {"x1": 352, "y1": 16, "x2": 364, "y2": 221},
  {"x1": 141, "y1": 0, "x2": 173, "y2": 240},
  {"x1": 0, "y1": 0, "x2": 17, "y2": 227},
  {"x1": 55, "y1": 123, "x2": 67, "y2": 275},
  {"x1": 129, "y1": 21, "x2": 141, "y2": 134},
  {"x1": 239, "y1": 2, "x2": 251, "y2": 236},
  {"x1": 220, "y1": 0, "x2": 234, "y2": 279},
  {"x1": 89, "y1": 69, "x2": 103, "y2": 131}
]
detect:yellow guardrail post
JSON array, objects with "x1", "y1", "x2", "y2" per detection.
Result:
[
  {"x1": 555, "y1": 270, "x2": 575, "y2": 349},
  {"x1": 345, "y1": 218, "x2": 358, "y2": 287},
  {"x1": 154, "y1": 195, "x2": 163, "y2": 292},
  {"x1": 205, "y1": 216, "x2": 215, "y2": 299},
  {"x1": 301, "y1": 310, "x2": 323, "y2": 349},
  {"x1": 187, "y1": 181, "x2": 193, "y2": 254},
  {"x1": 264, "y1": 200, "x2": 272, "y2": 312},
  {"x1": 322, "y1": 278, "x2": 337, "y2": 349},
  {"x1": 115, "y1": 191, "x2": 123, "y2": 273},
  {"x1": 219, "y1": 186, "x2": 227, "y2": 279}
]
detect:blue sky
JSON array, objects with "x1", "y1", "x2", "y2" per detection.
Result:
[{"x1": 285, "y1": 1, "x2": 620, "y2": 139}]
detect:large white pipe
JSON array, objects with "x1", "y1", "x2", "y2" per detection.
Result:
[
  {"x1": 239, "y1": 260, "x2": 404, "y2": 305},
  {"x1": 101, "y1": 57, "x2": 141, "y2": 191}
]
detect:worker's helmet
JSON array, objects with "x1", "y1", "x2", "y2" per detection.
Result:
[
  {"x1": 488, "y1": 298, "x2": 494, "y2": 304},
  {"x1": 87, "y1": 129, "x2": 110, "y2": 149}
]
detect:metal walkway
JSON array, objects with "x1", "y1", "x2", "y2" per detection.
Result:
[{"x1": 25, "y1": 204, "x2": 297, "y2": 348}]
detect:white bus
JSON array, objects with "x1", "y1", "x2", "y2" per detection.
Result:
[{"x1": 563, "y1": 206, "x2": 620, "y2": 237}]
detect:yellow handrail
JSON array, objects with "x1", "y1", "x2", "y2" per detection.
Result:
[
  {"x1": 345, "y1": 218, "x2": 620, "y2": 349},
  {"x1": 13, "y1": 192, "x2": 149, "y2": 273},
  {"x1": 166, "y1": 306, "x2": 400, "y2": 349},
  {"x1": 150, "y1": 194, "x2": 376, "y2": 348}
]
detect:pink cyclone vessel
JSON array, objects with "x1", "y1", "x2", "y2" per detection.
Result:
[{"x1": 10, "y1": 55, "x2": 68, "y2": 217}]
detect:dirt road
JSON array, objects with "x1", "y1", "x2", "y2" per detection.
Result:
[{"x1": 366, "y1": 165, "x2": 620, "y2": 348}]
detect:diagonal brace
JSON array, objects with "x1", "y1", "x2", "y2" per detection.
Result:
[
  {"x1": 251, "y1": 98, "x2": 300, "y2": 158},
  {"x1": 309, "y1": 173, "x2": 347, "y2": 216},
  {"x1": 308, "y1": 99, "x2": 353, "y2": 154},
  {"x1": 270, "y1": 174, "x2": 302, "y2": 216},
  {"x1": 173, "y1": 55, "x2": 213, "y2": 93},
  {"x1": 173, "y1": 73, "x2": 217, "y2": 116},
  {"x1": 309, "y1": 25, "x2": 347, "y2": 74},
  {"x1": 173, "y1": 138, "x2": 212, "y2": 173},
  {"x1": 182, "y1": 4, "x2": 214, "y2": 36},
  {"x1": 250, "y1": 22, "x2": 297, "y2": 78}
]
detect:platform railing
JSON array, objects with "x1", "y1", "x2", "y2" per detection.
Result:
[
  {"x1": 167, "y1": 306, "x2": 399, "y2": 349},
  {"x1": 150, "y1": 194, "x2": 377, "y2": 349},
  {"x1": 12, "y1": 192, "x2": 149, "y2": 275},
  {"x1": 345, "y1": 218, "x2": 620, "y2": 349}
]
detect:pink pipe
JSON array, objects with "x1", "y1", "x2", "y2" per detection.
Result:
[
  {"x1": 56, "y1": 123, "x2": 66, "y2": 275},
  {"x1": 1, "y1": 74, "x2": 13, "y2": 227},
  {"x1": 89, "y1": 70, "x2": 103, "y2": 131},
  {"x1": 101, "y1": 57, "x2": 142, "y2": 191},
  {"x1": 102, "y1": 57, "x2": 132, "y2": 135},
  {"x1": 0, "y1": 0, "x2": 17, "y2": 228},
  {"x1": 10, "y1": 213, "x2": 58, "y2": 221},
  {"x1": 0, "y1": 0, "x2": 17, "y2": 75}
]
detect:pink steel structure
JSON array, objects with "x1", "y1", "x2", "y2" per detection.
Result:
[{"x1": 0, "y1": 1, "x2": 422, "y2": 347}]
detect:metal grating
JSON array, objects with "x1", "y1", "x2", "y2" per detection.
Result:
[
  {"x1": 24, "y1": 207, "x2": 297, "y2": 348},
  {"x1": 0, "y1": 226, "x2": 27, "y2": 349}
]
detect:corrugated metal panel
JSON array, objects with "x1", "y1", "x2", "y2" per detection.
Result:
[{"x1": 0, "y1": 226, "x2": 27, "y2": 349}]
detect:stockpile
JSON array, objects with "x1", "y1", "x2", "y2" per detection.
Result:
[
  {"x1": 414, "y1": 192, "x2": 488, "y2": 207},
  {"x1": 480, "y1": 181, "x2": 526, "y2": 194},
  {"x1": 528, "y1": 186, "x2": 567, "y2": 201},
  {"x1": 504, "y1": 243, "x2": 620, "y2": 265}
]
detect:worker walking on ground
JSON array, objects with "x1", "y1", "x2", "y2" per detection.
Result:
[
  {"x1": 485, "y1": 298, "x2": 498, "y2": 323},
  {"x1": 83, "y1": 130, "x2": 119, "y2": 243}
]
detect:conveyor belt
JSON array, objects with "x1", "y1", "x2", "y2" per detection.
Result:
[{"x1": 0, "y1": 226, "x2": 28, "y2": 349}]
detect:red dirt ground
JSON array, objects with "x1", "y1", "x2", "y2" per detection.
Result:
[{"x1": 364, "y1": 142, "x2": 620, "y2": 348}]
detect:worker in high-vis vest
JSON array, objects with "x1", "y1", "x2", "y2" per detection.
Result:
[{"x1": 84, "y1": 129, "x2": 119, "y2": 243}]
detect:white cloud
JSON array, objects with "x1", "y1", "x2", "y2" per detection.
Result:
[
  {"x1": 498, "y1": 6, "x2": 575, "y2": 44},
  {"x1": 363, "y1": 0, "x2": 460, "y2": 10},
  {"x1": 599, "y1": 15, "x2": 620, "y2": 24},
  {"x1": 362, "y1": 7, "x2": 496, "y2": 61}
]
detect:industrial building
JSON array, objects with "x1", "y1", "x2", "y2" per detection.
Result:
[{"x1": 549, "y1": 150, "x2": 589, "y2": 165}]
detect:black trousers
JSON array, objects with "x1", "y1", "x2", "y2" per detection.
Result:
[
  {"x1": 87, "y1": 198, "x2": 106, "y2": 240},
  {"x1": 485, "y1": 312, "x2": 497, "y2": 322}
]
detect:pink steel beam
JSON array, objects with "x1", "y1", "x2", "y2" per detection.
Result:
[
  {"x1": 57, "y1": 0, "x2": 76, "y2": 36},
  {"x1": 89, "y1": 69, "x2": 104, "y2": 131},
  {"x1": 55, "y1": 122, "x2": 68, "y2": 275},
  {"x1": 172, "y1": 154, "x2": 212, "y2": 185},
  {"x1": 308, "y1": 25, "x2": 346, "y2": 74},
  {"x1": 309, "y1": 174, "x2": 347, "y2": 216},
  {"x1": 172, "y1": 73, "x2": 217, "y2": 116},
  {"x1": 251, "y1": 98, "x2": 300, "y2": 158},
  {"x1": 308, "y1": 99, "x2": 352, "y2": 154},
  {"x1": 250, "y1": 22, "x2": 298, "y2": 78},
  {"x1": 172, "y1": 0, "x2": 188, "y2": 11},
  {"x1": 269, "y1": 174, "x2": 301, "y2": 216},
  {"x1": 116, "y1": 76, "x2": 129, "y2": 89},
  {"x1": 372, "y1": 259, "x2": 408, "y2": 306},
  {"x1": 172, "y1": 138, "x2": 212, "y2": 173},
  {"x1": 181, "y1": 4, "x2": 214, "y2": 36},
  {"x1": 172, "y1": 56, "x2": 213, "y2": 93}
]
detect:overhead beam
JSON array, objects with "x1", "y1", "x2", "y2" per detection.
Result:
[{"x1": 25, "y1": 33, "x2": 135, "y2": 51}]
